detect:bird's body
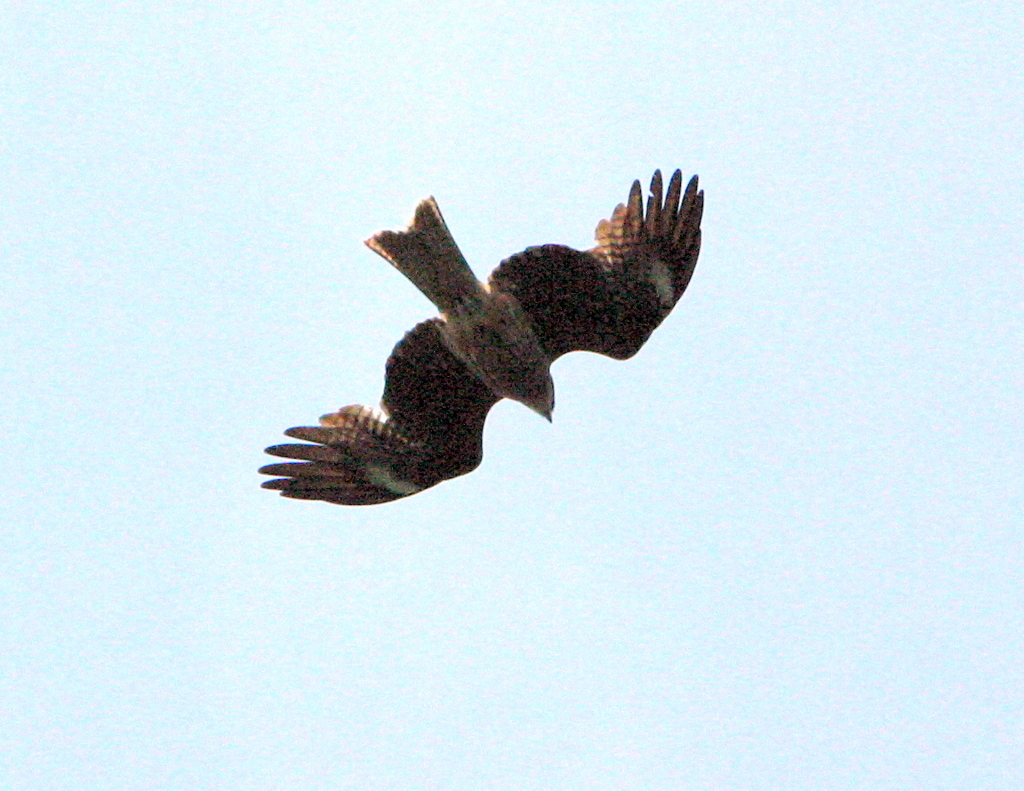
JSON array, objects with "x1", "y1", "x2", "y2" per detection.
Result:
[
  {"x1": 261, "y1": 169, "x2": 703, "y2": 505},
  {"x1": 366, "y1": 196, "x2": 555, "y2": 418}
]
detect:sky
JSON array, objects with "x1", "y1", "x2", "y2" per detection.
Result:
[{"x1": 2, "y1": 1, "x2": 1022, "y2": 789}]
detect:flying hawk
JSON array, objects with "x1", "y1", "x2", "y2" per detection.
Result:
[{"x1": 260, "y1": 169, "x2": 703, "y2": 505}]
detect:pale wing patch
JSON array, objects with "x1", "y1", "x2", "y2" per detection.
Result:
[
  {"x1": 648, "y1": 259, "x2": 674, "y2": 310},
  {"x1": 366, "y1": 464, "x2": 423, "y2": 495}
]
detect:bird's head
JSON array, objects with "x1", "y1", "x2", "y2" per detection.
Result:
[
  {"x1": 518, "y1": 371, "x2": 554, "y2": 422},
  {"x1": 476, "y1": 351, "x2": 554, "y2": 422}
]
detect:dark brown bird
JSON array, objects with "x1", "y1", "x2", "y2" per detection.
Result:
[{"x1": 260, "y1": 169, "x2": 703, "y2": 505}]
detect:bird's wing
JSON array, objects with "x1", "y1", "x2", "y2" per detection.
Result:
[
  {"x1": 488, "y1": 170, "x2": 703, "y2": 360},
  {"x1": 380, "y1": 318, "x2": 501, "y2": 475},
  {"x1": 260, "y1": 319, "x2": 500, "y2": 505}
]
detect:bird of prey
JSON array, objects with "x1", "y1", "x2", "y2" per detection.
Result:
[{"x1": 260, "y1": 169, "x2": 703, "y2": 505}]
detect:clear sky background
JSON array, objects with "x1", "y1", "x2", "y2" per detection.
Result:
[{"x1": 2, "y1": 2, "x2": 1022, "y2": 789}]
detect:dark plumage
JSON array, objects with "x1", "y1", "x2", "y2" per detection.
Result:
[{"x1": 261, "y1": 169, "x2": 703, "y2": 505}]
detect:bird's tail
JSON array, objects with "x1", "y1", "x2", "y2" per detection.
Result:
[{"x1": 365, "y1": 197, "x2": 484, "y2": 314}]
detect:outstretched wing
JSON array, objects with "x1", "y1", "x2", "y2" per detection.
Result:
[
  {"x1": 260, "y1": 319, "x2": 500, "y2": 505},
  {"x1": 488, "y1": 170, "x2": 703, "y2": 360}
]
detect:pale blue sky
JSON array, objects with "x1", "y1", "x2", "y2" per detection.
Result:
[{"x1": 2, "y1": 2, "x2": 1022, "y2": 789}]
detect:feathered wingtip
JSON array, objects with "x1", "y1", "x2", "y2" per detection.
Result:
[
  {"x1": 258, "y1": 407, "x2": 418, "y2": 506},
  {"x1": 364, "y1": 197, "x2": 482, "y2": 314},
  {"x1": 595, "y1": 169, "x2": 702, "y2": 254},
  {"x1": 591, "y1": 169, "x2": 702, "y2": 307}
]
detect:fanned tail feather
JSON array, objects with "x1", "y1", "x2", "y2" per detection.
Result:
[{"x1": 365, "y1": 198, "x2": 483, "y2": 314}]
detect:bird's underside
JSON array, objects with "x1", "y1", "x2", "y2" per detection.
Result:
[{"x1": 261, "y1": 169, "x2": 704, "y2": 505}]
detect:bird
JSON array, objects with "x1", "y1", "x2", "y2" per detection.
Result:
[{"x1": 260, "y1": 169, "x2": 703, "y2": 505}]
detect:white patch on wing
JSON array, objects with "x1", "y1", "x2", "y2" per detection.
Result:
[
  {"x1": 648, "y1": 259, "x2": 674, "y2": 309},
  {"x1": 366, "y1": 464, "x2": 422, "y2": 495}
]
